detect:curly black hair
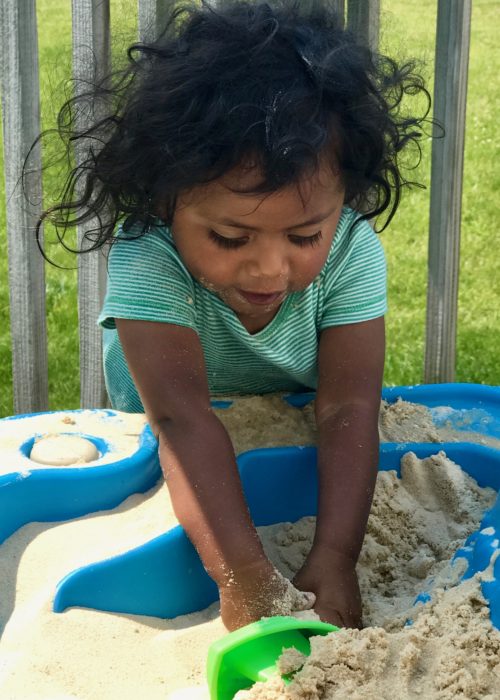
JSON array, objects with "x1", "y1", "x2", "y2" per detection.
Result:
[{"x1": 32, "y1": 0, "x2": 431, "y2": 257}]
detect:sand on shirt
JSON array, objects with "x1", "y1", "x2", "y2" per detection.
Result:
[{"x1": 0, "y1": 395, "x2": 499, "y2": 699}]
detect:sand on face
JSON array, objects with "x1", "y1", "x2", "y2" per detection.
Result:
[{"x1": 0, "y1": 396, "x2": 499, "y2": 699}]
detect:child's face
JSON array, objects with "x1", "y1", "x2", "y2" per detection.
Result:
[{"x1": 170, "y1": 161, "x2": 345, "y2": 332}]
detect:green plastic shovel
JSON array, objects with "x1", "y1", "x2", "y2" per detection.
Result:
[{"x1": 207, "y1": 615, "x2": 338, "y2": 700}]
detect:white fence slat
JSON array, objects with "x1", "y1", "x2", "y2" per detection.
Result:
[
  {"x1": 72, "y1": 0, "x2": 110, "y2": 408},
  {"x1": 424, "y1": 0, "x2": 471, "y2": 383},
  {"x1": 347, "y1": 0, "x2": 380, "y2": 49},
  {"x1": 1, "y1": 0, "x2": 48, "y2": 414},
  {"x1": 334, "y1": 0, "x2": 346, "y2": 21},
  {"x1": 138, "y1": 0, "x2": 173, "y2": 43},
  {"x1": 206, "y1": 0, "x2": 346, "y2": 21},
  {"x1": 306, "y1": 1, "x2": 346, "y2": 19}
]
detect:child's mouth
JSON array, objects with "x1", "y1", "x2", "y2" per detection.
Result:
[{"x1": 237, "y1": 289, "x2": 286, "y2": 306}]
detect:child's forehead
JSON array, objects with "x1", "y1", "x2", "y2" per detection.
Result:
[{"x1": 178, "y1": 160, "x2": 344, "y2": 223}]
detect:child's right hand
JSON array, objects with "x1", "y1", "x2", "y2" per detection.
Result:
[
  {"x1": 219, "y1": 559, "x2": 315, "y2": 631},
  {"x1": 293, "y1": 546, "x2": 363, "y2": 629}
]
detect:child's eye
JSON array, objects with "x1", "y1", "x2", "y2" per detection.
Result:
[
  {"x1": 208, "y1": 230, "x2": 247, "y2": 249},
  {"x1": 289, "y1": 230, "x2": 323, "y2": 247}
]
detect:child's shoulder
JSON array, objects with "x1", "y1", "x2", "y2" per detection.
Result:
[
  {"x1": 320, "y1": 207, "x2": 385, "y2": 279},
  {"x1": 110, "y1": 219, "x2": 178, "y2": 258},
  {"x1": 108, "y1": 219, "x2": 192, "y2": 279},
  {"x1": 329, "y1": 207, "x2": 378, "y2": 256},
  {"x1": 114, "y1": 218, "x2": 173, "y2": 243},
  {"x1": 335, "y1": 206, "x2": 373, "y2": 237}
]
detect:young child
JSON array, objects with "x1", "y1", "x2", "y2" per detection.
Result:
[{"x1": 40, "y1": 1, "x2": 429, "y2": 631}]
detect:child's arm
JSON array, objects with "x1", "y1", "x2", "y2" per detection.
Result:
[
  {"x1": 293, "y1": 316, "x2": 385, "y2": 628},
  {"x1": 115, "y1": 318, "x2": 314, "y2": 630}
]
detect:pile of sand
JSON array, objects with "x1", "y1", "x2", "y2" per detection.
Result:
[
  {"x1": 217, "y1": 395, "x2": 500, "y2": 451},
  {"x1": 239, "y1": 452, "x2": 500, "y2": 699},
  {"x1": 0, "y1": 395, "x2": 499, "y2": 699},
  {"x1": 0, "y1": 410, "x2": 146, "y2": 475},
  {"x1": 378, "y1": 398, "x2": 500, "y2": 447},
  {"x1": 238, "y1": 575, "x2": 500, "y2": 700}
]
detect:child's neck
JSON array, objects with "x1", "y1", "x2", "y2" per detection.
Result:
[{"x1": 238, "y1": 305, "x2": 282, "y2": 334}]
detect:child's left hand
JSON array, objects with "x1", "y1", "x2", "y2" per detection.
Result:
[{"x1": 293, "y1": 544, "x2": 362, "y2": 629}]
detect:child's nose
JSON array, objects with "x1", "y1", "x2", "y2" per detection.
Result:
[{"x1": 247, "y1": 240, "x2": 288, "y2": 281}]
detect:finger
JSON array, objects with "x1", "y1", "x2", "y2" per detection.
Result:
[
  {"x1": 338, "y1": 609, "x2": 362, "y2": 629},
  {"x1": 315, "y1": 606, "x2": 344, "y2": 628},
  {"x1": 293, "y1": 589, "x2": 316, "y2": 611}
]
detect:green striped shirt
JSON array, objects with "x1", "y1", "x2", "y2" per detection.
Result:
[{"x1": 99, "y1": 207, "x2": 387, "y2": 411}]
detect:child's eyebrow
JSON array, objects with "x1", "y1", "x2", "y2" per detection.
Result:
[{"x1": 214, "y1": 206, "x2": 338, "y2": 232}]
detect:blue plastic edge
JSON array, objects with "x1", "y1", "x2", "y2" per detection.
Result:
[{"x1": 0, "y1": 411, "x2": 161, "y2": 544}]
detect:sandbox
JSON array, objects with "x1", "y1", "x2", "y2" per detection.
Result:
[{"x1": 0, "y1": 384, "x2": 499, "y2": 699}]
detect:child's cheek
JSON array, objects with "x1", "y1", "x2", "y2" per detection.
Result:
[
  {"x1": 293, "y1": 248, "x2": 330, "y2": 289},
  {"x1": 185, "y1": 255, "x2": 234, "y2": 291}
]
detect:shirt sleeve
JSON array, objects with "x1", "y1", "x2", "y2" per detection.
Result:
[
  {"x1": 318, "y1": 215, "x2": 387, "y2": 330},
  {"x1": 98, "y1": 225, "x2": 197, "y2": 331}
]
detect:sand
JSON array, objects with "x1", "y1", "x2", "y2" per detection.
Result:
[
  {"x1": 238, "y1": 452, "x2": 500, "y2": 700},
  {"x1": 237, "y1": 575, "x2": 500, "y2": 700},
  {"x1": 0, "y1": 395, "x2": 499, "y2": 699},
  {"x1": 30, "y1": 435, "x2": 99, "y2": 465},
  {"x1": 215, "y1": 395, "x2": 500, "y2": 452},
  {"x1": 0, "y1": 410, "x2": 146, "y2": 475},
  {"x1": 378, "y1": 398, "x2": 500, "y2": 448}
]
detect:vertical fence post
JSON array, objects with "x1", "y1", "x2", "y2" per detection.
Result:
[
  {"x1": 334, "y1": 1, "x2": 346, "y2": 22},
  {"x1": 138, "y1": 0, "x2": 174, "y2": 42},
  {"x1": 72, "y1": 0, "x2": 111, "y2": 408},
  {"x1": 424, "y1": 0, "x2": 471, "y2": 383},
  {"x1": 0, "y1": 0, "x2": 48, "y2": 414},
  {"x1": 347, "y1": 0, "x2": 380, "y2": 50},
  {"x1": 208, "y1": 0, "x2": 346, "y2": 20},
  {"x1": 292, "y1": 0, "x2": 346, "y2": 17}
]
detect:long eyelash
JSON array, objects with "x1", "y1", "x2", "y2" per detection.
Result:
[
  {"x1": 208, "y1": 230, "x2": 246, "y2": 249},
  {"x1": 290, "y1": 230, "x2": 323, "y2": 247}
]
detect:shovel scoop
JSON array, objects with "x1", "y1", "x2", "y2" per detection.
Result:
[{"x1": 207, "y1": 615, "x2": 338, "y2": 700}]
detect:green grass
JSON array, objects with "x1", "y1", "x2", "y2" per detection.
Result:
[
  {"x1": 0, "y1": 0, "x2": 498, "y2": 417},
  {"x1": 379, "y1": 0, "x2": 500, "y2": 386}
]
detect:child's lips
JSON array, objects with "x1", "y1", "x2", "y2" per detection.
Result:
[{"x1": 237, "y1": 289, "x2": 286, "y2": 306}]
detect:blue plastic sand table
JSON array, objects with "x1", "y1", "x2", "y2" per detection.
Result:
[{"x1": 0, "y1": 384, "x2": 499, "y2": 631}]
